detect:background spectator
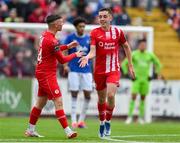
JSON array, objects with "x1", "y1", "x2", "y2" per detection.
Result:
[
  {"x1": 0, "y1": 1, "x2": 9, "y2": 21},
  {"x1": 112, "y1": 6, "x2": 131, "y2": 25},
  {"x1": 6, "y1": 0, "x2": 26, "y2": 20},
  {"x1": 4, "y1": 8, "x2": 23, "y2": 22},
  {"x1": 0, "y1": 48, "x2": 10, "y2": 77},
  {"x1": 28, "y1": 6, "x2": 46, "y2": 23}
]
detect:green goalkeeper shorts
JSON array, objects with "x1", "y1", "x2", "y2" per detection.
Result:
[{"x1": 131, "y1": 79, "x2": 150, "y2": 96}]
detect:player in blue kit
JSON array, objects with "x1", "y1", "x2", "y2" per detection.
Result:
[{"x1": 63, "y1": 17, "x2": 92, "y2": 129}]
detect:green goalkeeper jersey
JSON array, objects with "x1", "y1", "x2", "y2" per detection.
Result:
[{"x1": 121, "y1": 50, "x2": 162, "y2": 80}]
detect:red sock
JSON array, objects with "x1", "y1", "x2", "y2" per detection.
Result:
[
  {"x1": 29, "y1": 107, "x2": 42, "y2": 125},
  {"x1": 106, "y1": 105, "x2": 114, "y2": 121},
  {"x1": 97, "y1": 102, "x2": 106, "y2": 121},
  {"x1": 55, "y1": 109, "x2": 68, "y2": 129}
]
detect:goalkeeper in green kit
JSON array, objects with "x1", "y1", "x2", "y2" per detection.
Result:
[{"x1": 121, "y1": 39, "x2": 162, "y2": 124}]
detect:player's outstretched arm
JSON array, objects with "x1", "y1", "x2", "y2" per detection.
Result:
[
  {"x1": 122, "y1": 42, "x2": 135, "y2": 79},
  {"x1": 79, "y1": 45, "x2": 96, "y2": 67},
  {"x1": 59, "y1": 41, "x2": 79, "y2": 51},
  {"x1": 67, "y1": 41, "x2": 79, "y2": 49},
  {"x1": 55, "y1": 50, "x2": 83, "y2": 64}
]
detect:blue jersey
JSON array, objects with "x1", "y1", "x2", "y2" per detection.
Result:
[{"x1": 64, "y1": 33, "x2": 92, "y2": 73}]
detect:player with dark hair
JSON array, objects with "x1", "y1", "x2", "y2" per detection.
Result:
[
  {"x1": 63, "y1": 17, "x2": 92, "y2": 129},
  {"x1": 122, "y1": 39, "x2": 162, "y2": 124},
  {"x1": 25, "y1": 14, "x2": 83, "y2": 139},
  {"x1": 79, "y1": 8, "x2": 135, "y2": 138}
]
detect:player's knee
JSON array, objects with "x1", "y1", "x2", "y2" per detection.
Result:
[
  {"x1": 35, "y1": 103, "x2": 45, "y2": 110},
  {"x1": 107, "y1": 92, "x2": 115, "y2": 99},
  {"x1": 71, "y1": 91, "x2": 78, "y2": 97},
  {"x1": 107, "y1": 95, "x2": 114, "y2": 102},
  {"x1": 140, "y1": 96, "x2": 146, "y2": 100},
  {"x1": 85, "y1": 95, "x2": 91, "y2": 100},
  {"x1": 132, "y1": 94, "x2": 137, "y2": 100},
  {"x1": 98, "y1": 97, "x2": 106, "y2": 104},
  {"x1": 53, "y1": 99, "x2": 63, "y2": 109},
  {"x1": 107, "y1": 94, "x2": 115, "y2": 104},
  {"x1": 35, "y1": 99, "x2": 47, "y2": 109},
  {"x1": 132, "y1": 96, "x2": 136, "y2": 100},
  {"x1": 72, "y1": 94, "x2": 78, "y2": 98}
]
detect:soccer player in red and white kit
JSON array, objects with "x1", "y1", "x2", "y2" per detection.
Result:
[
  {"x1": 25, "y1": 14, "x2": 83, "y2": 139},
  {"x1": 79, "y1": 8, "x2": 135, "y2": 138}
]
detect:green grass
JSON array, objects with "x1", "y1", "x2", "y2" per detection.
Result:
[{"x1": 0, "y1": 117, "x2": 180, "y2": 142}]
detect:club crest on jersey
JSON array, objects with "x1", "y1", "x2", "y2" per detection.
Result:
[
  {"x1": 54, "y1": 46, "x2": 60, "y2": 52},
  {"x1": 55, "y1": 89, "x2": 59, "y2": 94}
]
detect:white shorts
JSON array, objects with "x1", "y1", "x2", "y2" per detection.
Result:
[{"x1": 68, "y1": 72, "x2": 93, "y2": 91}]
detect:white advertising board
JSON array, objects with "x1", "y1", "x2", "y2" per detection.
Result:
[{"x1": 32, "y1": 78, "x2": 180, "y2": 119}]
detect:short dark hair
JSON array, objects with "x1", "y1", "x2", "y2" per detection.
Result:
[
  {"x1": 73, "y1": 17, "x2": 86, "y2": 27},
  {"x1": 99, "y1": 8, "x2": 113, "y2": 15},
  {"x1": 138, "y1": 39, "x2": 146, "y2": 45},
  {"x1": 45, "y1": 14, "x2": 62, "y2": 24}
]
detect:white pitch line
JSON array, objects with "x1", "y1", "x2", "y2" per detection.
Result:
[
  {"x1": 112, "y1": 134, "x2": 180, "y2": 138},
  {"x1": 103, "y1": 134, "x2": 180, "y2": 143},
  {"x1": 103, "y1": 137, "x2": 141, "y2": 143},
  {"x1": 101, "y1": 136, "x2": 127, "y2": 142},
  {"x1": 0, "y1": 134, "x2": 179, "y2": 143}
]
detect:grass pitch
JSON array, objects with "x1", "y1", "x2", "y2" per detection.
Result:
[{"x1": 0, "y1": 117, "x2": 180, "y2": 142}]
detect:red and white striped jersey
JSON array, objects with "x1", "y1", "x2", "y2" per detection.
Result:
[{"x1": 90, "y1": 26, "x2": 126, "y2": 74}]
